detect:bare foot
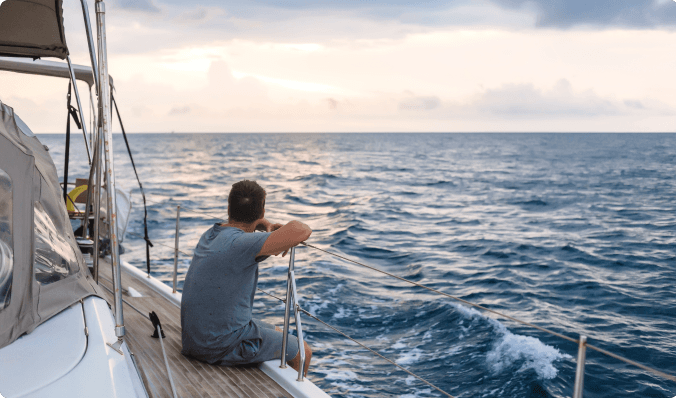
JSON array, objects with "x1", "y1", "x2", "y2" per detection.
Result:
[{"x1": 275, "y1": 326, "x2": 312, "y2": 376}]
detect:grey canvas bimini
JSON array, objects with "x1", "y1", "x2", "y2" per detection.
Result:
[
  {"x1": 0, "y1": 100, "x2": 102, "y2": 350},
  {"x1": 0, "y1": 0, "x2": 69, "y2": 59}
]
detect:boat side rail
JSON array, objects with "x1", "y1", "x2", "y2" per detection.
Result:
[{"x1": 126, "y1": 198, "x2": 676, "y2": 397}]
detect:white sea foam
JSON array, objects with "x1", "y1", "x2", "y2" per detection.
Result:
[
  {"x1": 391, "y1": 341, "x2": 407, "y2": 349},
  {"x1": 396, "y1": 348, "x2": 423, "y2": 365},
  {"x1": 327, "y1": 283, "x2": 344, "y2": 295},
  {"x1": 376, "y1": 334, "x2": 390, "y2": 343},
  {"x1": 325, "y1": 370, "x2": 359, "y2": 381},
  {"x1": 485, "y1": 331, "x2": 566, "y2": 379},
  {"x1": 399, "y1": 388, "x2": 432, "y2": 398},
  {"x1": 332, "y1": 307, "x2": 350, "y2": 319},
  {"x1": 307, "y1": 301, "x2": 328, "y2": 317},
  {"x1": 448, "y1": 302, "x2": 569, "y2": 380}
]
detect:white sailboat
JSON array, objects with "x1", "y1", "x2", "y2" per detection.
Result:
[{"x1": 0, "y1": 0, "x2": 329, "y2": 397}]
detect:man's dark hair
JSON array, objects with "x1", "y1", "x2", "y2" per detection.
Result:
[{"x1": 228, "y1": 180, "x2": 266, "y2": 223}]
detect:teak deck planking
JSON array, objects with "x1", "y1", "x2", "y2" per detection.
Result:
[{"x1": 97, "y1": 259, "x2": 293, "y2": 398}]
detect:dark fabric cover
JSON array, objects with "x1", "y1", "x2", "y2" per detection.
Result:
[
  {"x1": 0, "y1": 100, "x2": 102, "y2": 350},
  {"x1": 0, "y1": 0, "x2": 68, "y2": 59}
]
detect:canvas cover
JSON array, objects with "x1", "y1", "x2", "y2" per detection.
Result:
[
  {"x1": 0, "y1": 100, "x2": 101, "y2": 350},
  {"x1": 0, "y1": 0, "x2": 69, "y2": 59}
]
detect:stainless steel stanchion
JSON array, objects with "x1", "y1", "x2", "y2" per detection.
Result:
[
  {"x1": 172, "y1": 205, "x2": 180, "y2": 293},
  {"x1": 280, "y1": 247, "x2": 296, "y2": 369},
  {"x1": 573, "y1": 335, "x2": 587, "y2": 398}
]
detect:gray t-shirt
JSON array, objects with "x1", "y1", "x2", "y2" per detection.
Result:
[{"x1": 181, "y1": 224, "x2": 271, "y2": 363}]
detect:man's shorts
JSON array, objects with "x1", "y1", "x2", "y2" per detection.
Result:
[{"x1": 215, "y1": 320, "x2": 300, "y2": 366}]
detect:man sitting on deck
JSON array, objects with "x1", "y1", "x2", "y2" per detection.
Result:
[{"x1": 181, "y1": 180, "x2": 313, "y2": 376}]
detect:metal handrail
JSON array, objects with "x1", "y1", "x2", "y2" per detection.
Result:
[
  {"x1": 172, "y1": 205, "x2": 180, "y2": 293},
  {"x1": 279, "y1": 247, "x2": 307, "y2": 381}
]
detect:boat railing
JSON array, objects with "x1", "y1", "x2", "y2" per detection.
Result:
[{"x1": 125, "y1": 200, "x2": 676, "y2": 398}]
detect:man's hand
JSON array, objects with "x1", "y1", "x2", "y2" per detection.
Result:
[
  {"x1": 254, "y1": 219, "x2": 284, "y2": 233},
  {"x1": 254, "y1": 219, "x2": 270, "y2": 232},
  {"x1": 257, "y1": 220, "x2": 312, "y2": 258}
]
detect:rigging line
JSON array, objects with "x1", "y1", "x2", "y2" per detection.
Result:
[
  {"x1": 256, "y1": 288, "x2": 285, "y2": 302},
  {"x1": 126, "y1": 231, "x2": 193, "y2": 257},
  {"x1": 302, "y1": 243, "x2": 677, "y2": 383},
  {"x1": 112, "y1": 94, "x2": 154, "y2": 277},
  {"x1": 255, "y1": 287, "x2": 456, "y2": 398},
  {"x1": 585, "y1": 343, "x2": 676, "y2": 382}
]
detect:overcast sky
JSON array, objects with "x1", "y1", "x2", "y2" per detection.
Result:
[{"x1": 0, "y1": 0, "x2": 675, "y2": 132}]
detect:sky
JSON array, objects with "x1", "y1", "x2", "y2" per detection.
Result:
[{"x1": 0, "y1": 0, "x2": 675, "y2": 132}]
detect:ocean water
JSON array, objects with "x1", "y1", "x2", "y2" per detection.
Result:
[{"x1": 42, "y1": 133, "x2": 675, "y2": 398}]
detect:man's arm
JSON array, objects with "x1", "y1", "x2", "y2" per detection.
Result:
[{"x1": 257, "y1": 220, "x2": 312, "y2": 257}]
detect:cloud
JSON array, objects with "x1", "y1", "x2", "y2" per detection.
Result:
[
  {"x1": 399, "y1": 95, "x2": 441, "y2": 111},
  {"x1": 492, "y1": 0, "x2": 675, "y2": 28},
  {"x1": 325, "y1": 98, "x2": 338, "y2": 110},
  {"x1": 149, "y1": 0, "x2": 674, "y2": 30},
  {"x1": 168, "y1": 105, "x2": 190, "y2": 115},
  {"x1": 113, "y1": 0, "x2": 160, "y2": 13},
  {"x1": 469, "y1": 79, "x2": 619, "y2": 118}
]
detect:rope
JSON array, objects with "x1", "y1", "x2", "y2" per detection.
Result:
[
  {"x1": 256, "y1": 287, "x2": 456, "y2": 398},
  {"x1": 301, "y1": 243, "x2": 677, "y2": 382},
  {"x1": 112, "y1": 94, "x2": 154, "y2": 276}
]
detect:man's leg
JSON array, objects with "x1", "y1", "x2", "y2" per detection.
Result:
[{"x1": 275, "y1": 326, "x2": 312, "y2": 377}]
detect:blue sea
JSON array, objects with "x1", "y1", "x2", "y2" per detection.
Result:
[{"x1": 43, "y1": 133, "x2": 675, "y2": 398}]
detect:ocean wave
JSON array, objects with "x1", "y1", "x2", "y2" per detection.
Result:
[{"x1": 449, "y1": 302, "x2": 570, "y2": 380}]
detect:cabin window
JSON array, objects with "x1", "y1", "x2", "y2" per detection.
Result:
[
  {"x1": 34, "y1": 201, "x2": 78, "y2": 284},
  {"x1": 0, "y1": 168, "x2": 12, "y2": 311}
]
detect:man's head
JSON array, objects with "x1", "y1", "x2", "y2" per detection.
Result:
[{"x1": 228, "y1": 180, "x2": 266, "y2": 224}]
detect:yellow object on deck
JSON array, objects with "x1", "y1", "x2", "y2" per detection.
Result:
[{"x1": 66, "y1": 184, "x2": 88, "y2": 212}]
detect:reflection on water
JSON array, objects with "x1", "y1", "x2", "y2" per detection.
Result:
[{"x1": 42, "y1": 133, "x2": 676, "y2": 398}]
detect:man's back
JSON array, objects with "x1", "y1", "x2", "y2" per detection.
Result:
[{"x1": 181, "y1": 223, "x2": 270, "y2": 364}]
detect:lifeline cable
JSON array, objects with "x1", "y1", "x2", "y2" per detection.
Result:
[
  {"x1": 132, "y1": 198, "x2": 227, "y2": 221},
  {"x1": 63, "y1": 82, "x2": 72, "y2": 204},
  {"x1": 126, "y1": 231, "x2": 192, "y2": 257},
  {"x1": 301, "y1": 242, "x2": 677, "y2": 382},
  {"x1": 256, "y1": 288, "x2": 456, "y2": 398},
  {"x1": 112, "y1": 94, "x2": 154, "y2": 276}
]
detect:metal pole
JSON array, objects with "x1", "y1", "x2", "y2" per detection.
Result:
[
  {"x1": 158, "y1": 325, "x2": 179, "y2": 398},
  {"x1": 92, "y1": 128, "x2": 102, "y2": 284},
  {"x1": 81, "y1": 131, "x2": 99, "y2": 239},
  {"x1": 280, "y1": 246, "x2": 296, "y2": 369},
  {"x1": 290, "y1": 273, "x2": 306, "y2": 381},
  {"x1": 172, "y1": 205, "x2": 180, "y2": 293},
  {"x1": 97, "y1": 0, "x2": 124, "y2": 339},
  {"x1": 573, "y1": 335, "x2": 587, "y2": 398},
  {"x1": 89, "y1": 89, "x2": 95, "y2": 151},
  {"x1": 80, "y1": 0, "x2": 100, "y2": 95},
  {"x1": 66, "y1": 56, "x2": 91, "y2": 164}
]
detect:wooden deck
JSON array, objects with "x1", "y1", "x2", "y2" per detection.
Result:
[{"x1": 97, "y1": 260, "x2": 293, "y2": 398}]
